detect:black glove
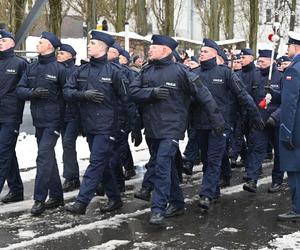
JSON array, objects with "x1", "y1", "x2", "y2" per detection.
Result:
[
  {"x1": 131, "y1": 129, "x2": 142, "y2": 147},
  {"x1": 264, "y1": 85, "x2": 273, "y2": 92},
  {"x1": 266, "y1": 116, "x2": 276, "y2": 127},
  {"x1": 282, "y1": 140, "x2": 295, "y2": 150},
  {"x1": 32, "y1": 87, "x2": 49, "y2": 98},
  {"x1": 212, "y1": 126, "x2": 224, "y2": 137},
  {"x1": 84, "y1": 90, "x2": 104, "y2": 103},
  {"x1": 252, "y1": 117, "x2": 265, "y2": 130},
  {"x1": 152, "y1": 87, "x2": 169, "y2": 99}
]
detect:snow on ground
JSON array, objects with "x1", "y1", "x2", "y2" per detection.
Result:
[
  {"x1": 259, "y1": 231, "x2": 300, "y2": 250},
  {"x1": 86, "y1": 240, "x2": 130, "y2": 250},
  {"x1": 220, "y1": 227, "x2": 239, "y2": 233}
]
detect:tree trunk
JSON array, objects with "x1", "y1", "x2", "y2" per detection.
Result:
[
  {"x1": 289, "y1": 0, "x2": 296, "y2": 31},
  {"x1": 164, "y1": 0, "x2": 174, "y2": 36},
  {"x1": 135, "y1": 0, "x2": 147, "y2": 35},
  {"x1": 249, "y1": 0, "x2": 258, "y2": 54},
  {"x1": 49, "y1": 0, "x2": 62, "y2": 37},
  {"x1": 13, "y1": 0, "x2": 26, "y2": 34},
  {"x1": 87, "y1": 0, "x2": 96, "y2": 33},
  {"x1": 209, "y1": 0, "x2": 220, "y2": 40},
  {"x1": 223, "y1": 0, "x2": 234, "y2": 39},
  {"x1": 116, "y1": 0, "x2": 126, "y2": 32}
]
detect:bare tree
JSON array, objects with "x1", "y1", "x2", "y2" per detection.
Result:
[
  {"x1": 49, "y1": 0, "x2": 62, "y2": 36},
  {"x1": 116, "y1": 0, "x2": 126, "y2": 32},
  {"x1": 249, "y1": 0, "x2": 259, "y2": 53},
  {"x1": 222, "y1": 0, "x2": 234, "y2": 39},
  {"x1": 135, "y1": 0, "x2": 148, "y2": 35}
]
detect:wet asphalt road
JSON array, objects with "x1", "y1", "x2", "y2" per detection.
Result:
[{"x1": 0, "y1": 162, "x2": 299, "y2": 250}]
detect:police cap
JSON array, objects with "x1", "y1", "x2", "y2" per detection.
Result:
[
  {"x1": 59, "y1": 44, "x2": 77, "y2": 57},
  {"x1": 287, "y1": 31, "x2": 300, "y2": 46},
  {"x1": 41, "y1": 31, "x2": 61, "y2": 48},
  {"x1": 151, "y1": 35, "x2": 178, "y2": 50},
  {"x1": 90, "y1": 30, "x2": 115, "y2": 47},
  {"x1": 258, "y1": 49, "x2": 277, "y2": 59},
  {"x1": 202, "y1": 38, "x2": 219, "y2": 52},
  {"x1": 240, "y1": 48, "x2": 254, "y2": 56},
  {"x1": 0, "y1": 30, "x2": 14, "y2": 41}
]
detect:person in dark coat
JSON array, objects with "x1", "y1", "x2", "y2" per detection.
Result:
[
  {"x1": 17, "y1": 31, "x2": 66, "y2": 215},
  {"x1": 278, "y1": 31, "x2": 300, "y2": 221},
  {"x1": 57, "y1": 44, "x2": 81, "y2": 192},
  {"x1": 0, "y1": 30, "x2": 27, "y2": 203},
  {"x1": 64, "y1": 31, "x2": 129, "y2": 215},
  {"x1": 130, "y1": 34, "x2": 225, "y2": 225}
]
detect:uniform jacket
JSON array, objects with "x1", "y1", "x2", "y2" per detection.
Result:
[
  {"x1": 63, "y1": 55, "x2": 129, "y2": 135},
  {"x1": 17, "y1": 52, "x2": 66, "y2": 128},
  {"x1": 129, "y1": 54, "x2": 224, "y2": 140},
  {"x1": 280, "y1": 54, "x2": 300, "y2": 171},
  {"x1": 0, "y1": 48, "x2": 27, "y2": 124},
  {"x1": 191, "y1": 57, "x2": 260, "y2": 130}
]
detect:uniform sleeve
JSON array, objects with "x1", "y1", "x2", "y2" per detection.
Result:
[
  {"x1": 280, "y1": 67, "x2": 300, "y2": 142},
  {"x1": 185, "y1": 70, "x2": 225, "y2": 128},
  {"x1": 16, "y1": 67, "x2": 35, "y2": 100},
  {"x1": 63, "y1": 69, "x2": 85, "y2": 101},
  {"x1": 111, "y1": 68, "x2": 129, "y2": 104},
  {"x1": 229, "y1": 71, "x2": 261, "y2": 119},
  {"x1": 129, "y1": 71, "x2": 154, "y2": 103}
]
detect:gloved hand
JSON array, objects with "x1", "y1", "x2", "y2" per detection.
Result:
[
  {"x1": 212, "y1": 126, "x2": 224, "y2": 137},
  {"x1": 264, "y1": 85, "x2": 273, "y2": 92},
  {"x1": 252, "y1": 117, "x2": 265, "y2": 130},
  {"x1": 152, "y1": 87, "x2": 169, "y2": 99},
  {"x1": 282, "y1": 140, "x2": 295, "y2": 150},
  {"x1": 131, "y1": 129, "x2": 142, "y2": 147},
  {"x1": 84, "y1": 90, "x2": 104, "y2": 103},
  {"x1": 32, "y1": 87, "x2": 49, "y2": 98},
  {"x1": 266, "y1": 116, "x2": 276, "y2": 127}
]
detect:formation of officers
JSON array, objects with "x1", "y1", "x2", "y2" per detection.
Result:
[{"x1": 0, "y1": 27, "x2": 300, "y2": 226}]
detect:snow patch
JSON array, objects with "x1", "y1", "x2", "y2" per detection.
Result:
[
  {"x1": 263, "y1": 208, "x2": 275, "y2": 212},
  {"x1": 259, "y1": 231, "x2": 300, "y2": 250},
  {"x1": 86, "y1": 240, "x2": 130, "y2": 250},
  {"x1": 220, "y1": 227, "x2": 239, "y2": 233},
  {"x1": 17, "y1": 230, "x2": 37, "y2": 239},
  {"x1": 133, "y1": 242, "x2": 157, "y2": 249},
  {"x1": 184, "y1": 233, "x2": 195, "y2": 236}
]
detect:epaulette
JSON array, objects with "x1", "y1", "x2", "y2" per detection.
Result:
[{"x1": 110, "y1": 61, "x2": 123, "y2": 69}]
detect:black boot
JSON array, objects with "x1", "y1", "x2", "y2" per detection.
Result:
[
  {"x1": 124, "y1": 169, "x2": 136, "y2": 180},
  {"x1": 45, "y1": 198, "x2": 64, "y2": 209},
  {"x1": 63, "y1": 179, "x2": 80, "y2": 192},
  {"x1": 182, "y1": 162, "x2": 193, "y2": 175},
  {"x1": 31, "y1": 201, "x2": 46, "y2": 216},
  {"x1": 165, "y1": 205, "x2": 184, "y2": 218},
  {"x1": 134, "y1": 187, "x2": 151, "y2": 201},
  {"x1": 243, "y1": 180, "x2": 257, "y2": 193},
  {"x1": 198, "y1": 196, "x2": 211, "y2": 210},
  {"x1": 100, "y1": 199, "x2": 123, "y2": 213},
  {"x1": 268, "y1": 183, "x2": 282, "y2": 193},
  {"x1": 95, "y1": 183, "x2": 105, "y2": 196},
  {"x1": 1, "y1": 192, "x2": 24, "y2": 203},
  {"x1": 65, "y1": 201, "x2": 87, "y2": 215},
  {"x1": 219, "y1": 178, "x2": 231, "y2": 188}
]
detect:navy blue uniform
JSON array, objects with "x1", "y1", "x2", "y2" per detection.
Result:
[
  {"x1": 64, "y1": 55, "x2": 129, "y2": 205},
  {"x1": 280, "y1": 53, "x2": 300, "y2": 214},
  {"x1": 191, "y1": 57, "x2": 261, "y2": 200},
  {"x1": 245, "y1": 65, "x2": 283, "y2": 184},
  {"x1": 60, "y1": 59, "x2": 80, "y2": 183},
  {"x1": 130, "y1": 54, "x2": 223, "y2": 215},
  {"x1": 0, "y1": 48, "x2": 27, "y2": 195},
  {"x1": 17, "y1": 52, "x2": 66, "y2": 202}
]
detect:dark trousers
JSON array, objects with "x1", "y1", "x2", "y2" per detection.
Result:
[
  {"x1": 34, "y1": 127, "x2": 63, "y2": 201},
  {"x1": 197, "y1": 129, "x2": 227, "y2": 199},
  {"x1": 246, "y1": 126, "x2": 283, "y2": 183},
  {"x1": 183, "y1": 127, "x2": 200, "y2": 166},
  {"x1": 0, "y1": 123, "x2": 23, "y2": 194},
  {"x1": 287, "y1": 172, "x2": 300, "y2": 214},
  {"x1": 77, "y1": 134, "x2": 120, "y2": 205},
  {"x1": 151, "y1": 138, "x2": 184, "y2": 214},
  {"x1": 62, "y1": 121, "x2": 79, "y2": 181}
]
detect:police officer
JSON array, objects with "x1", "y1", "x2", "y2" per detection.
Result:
[
  {"x1": 0, "y1": 30, "x2": 27, "y2": 203},
  {"x1": 277, "y1": 56, "x2": 292, "y2": 72},
  {"x1": 17, "y1": 32, "x2": 65, "y2": 215},
  {"x1": 192, "y1": 38, "x2": 264, "y2": 210},
  {"x1": 243, "y1": 49, "x2": 283, "y2": 193},
  {"x1": 57, "y1": 44, "x2": 80, "y2": 192},
  {"x1": 64, "y1": 31, "x2": 128, "y2": 215},
  {"x1": 278, "y1": 31, "x2": 300, "y2": 221},
  {"x1": 130, "y1": 35, "x2": 224, "y2": 225}
]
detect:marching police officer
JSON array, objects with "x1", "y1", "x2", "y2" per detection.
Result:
[
  {"x1": 64, "y1": 31, "x2": 128, "y2": 215},
  {"x1": 130, "y1": 35, "x2": 224, "y2": 225},
  {"x1": 192, "y1": 38, "x2": 264, "y2": 210},
  {"x1": 277, "y1": 56, "x2": 292, "y2": 72},
  {"x1": 0, "y1": 30, "x2": 27, "y2": 203},
  {"x1": 57, "y1": 44, "x2": 81, "y2": 192},
  {"x1": 17, "y1": 32, "x2": 65, "y2": 215},
  {"x1": 278, "y1": 31, "x2": 300, "y2": 221},
  {"x1": 243, "y1": 49, "x2": 283, "y2": 193}
]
